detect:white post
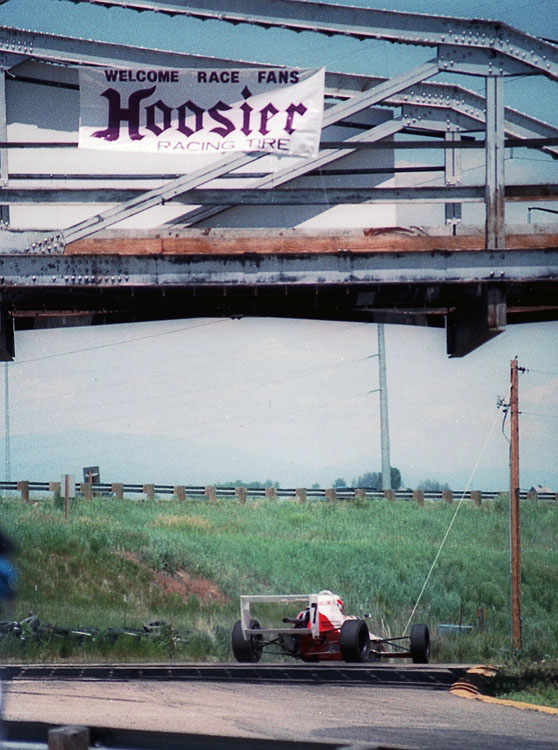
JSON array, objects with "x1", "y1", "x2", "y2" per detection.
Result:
[
  {"x1": 378, "y1": 324, "x2": 391, "y2": 490},
  {"x1": 4, "y1": 362, "x2": 9, "y2": 481}
]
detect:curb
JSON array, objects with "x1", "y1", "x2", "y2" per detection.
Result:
[{"x1": 450, "y1": 666, "x2": 558, "y2": 715}]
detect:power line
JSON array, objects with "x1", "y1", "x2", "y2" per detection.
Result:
[
  {"x1": 523, "y1": 367, "x2": 558, "y2": 376},
  {"x1": 6, "y1": 350, "x2": 368, "y2": 426},
  {"x1": 7, "y1": 321, "x2": 371, "y2": 414},
  {"x1": 11, "y1": 318, "x2": 231, "y2": 366},
  {"x1": 14, "y1": 318, "x2": 368, "y2": 379}
]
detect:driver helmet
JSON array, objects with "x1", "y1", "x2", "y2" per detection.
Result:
[{"x1": 318, "y1": 590, "x2": 343, "y2": 612}]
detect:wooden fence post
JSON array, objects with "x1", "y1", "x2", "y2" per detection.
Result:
[
  {"x1": 527, "y1": 490, "x2": 537, "y2": 504},
  {"x1": 383, "y1": 489, "x2": 395, "y2": 501},
  {"x1": 17, "y1": 480, "x2": 29, "y2": 503},
  {"x1": 442, "y1": 489, "x2": 454, "y2": 504},
  {"x1": 413, "y1": 489, "x2": 424, "y2": 507},
  {"x1": 325, "y1": 488, "x2": 336, "y2": 503},
  {"x1": 205, "y1": 485, "x2": 216, "y2": 503},
  {"x1": 111, "y1": 483, "x2": 124, "y2": 500},
  {"x1": 354, "y1": 488, "x2": 366, "y2": 503},
  {"x1": 265, "y1": 487, "x2": 277, "y2": 502},
  {"x1": 80, "y1": 483, "x2": 93, "y2": 501},
  {"x1": 235, "y1": 486, "x2": 247, "y2": 504},
  {"x1": 48, "y1": 725, "x2": 89, "y2": 750},
  {"x1": 143, "y1": 484, "x2": 155, "y2": 501},
  {"x1": 295, "y1": 488, "x2": 307, "y2": 504},
  {"x1": 470, "y1": 490, "x2": 482, "y2": 507},
  {"x1": 174, "y1": 485, "x2": 185, "y2": 502},
  {"x1": 64, "y1": 474, "x2": 70, "y2": 524},
  {"x1": 49, "y1": 481, "x2": 61, "y2": 500}
]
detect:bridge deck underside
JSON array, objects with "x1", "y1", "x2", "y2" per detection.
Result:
[
  {"x1": 11, "y1": 280, "x2": 556, "y2": 326},
  {"x1": 2, "y1": 228, "x2": 557, "y2": 357}
]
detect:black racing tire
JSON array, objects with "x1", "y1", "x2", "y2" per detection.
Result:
[
  {"x1": 339, "y1": 619, "x2": 370, "y2": 662},
  {"x1": 410, "y1": 624, "x2": 430, "y2": 664},
  {"x1": 231, "y1": 619, "x2": 263, "y2": 663}
]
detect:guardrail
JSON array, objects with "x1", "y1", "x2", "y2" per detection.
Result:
[{"x1": 0, "y1": 481, "x2": 556, "y2": 506}]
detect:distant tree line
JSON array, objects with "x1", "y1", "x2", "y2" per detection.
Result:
[
  {"x1": 331, "y1": 467, "x2": 402, "y2": 490},
  {"x1": 330, "y1": 471, "x2": 452, "y2": 492},
  {"x1": 416, "y1": 478, "x2": 452, "y2": 491},
  {"x1": 215, "y1": 473, "x2": 451, "y2": 492}
]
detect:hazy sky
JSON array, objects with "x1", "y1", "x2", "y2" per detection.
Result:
[
  {"x1": 7, "y1": 317, "x2": 558, "y2": 491},
  {"x1": 1, "y1": 0, "x2": 557, "y2": 491}
]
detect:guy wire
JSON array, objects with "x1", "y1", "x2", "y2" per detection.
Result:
[{"x1": 403, "y1": 409, "x2": 502, "y2": 636}]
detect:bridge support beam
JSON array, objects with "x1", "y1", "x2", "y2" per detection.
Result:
[
  {"x1": 446, "y1": 286, "x2": 506, "y2": 357},
  {"x1": 0, "y1": 69, "x2": 9, "y2": 229},
  {"x1": 445, "y1": 132, "x2": 462, "y2": 232},
  {"x1": 0, "y1": 302, "x2": 14, "y2": 361},
  {"x1": 485, "y1": 76, "x2": 506, "y2": 250}
]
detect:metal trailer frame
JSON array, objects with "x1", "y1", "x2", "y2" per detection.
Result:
[{"x1": 240, "y1": 594, "x2": 322, "y2": 640}]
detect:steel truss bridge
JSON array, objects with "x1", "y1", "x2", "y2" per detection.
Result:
[{"x1": 0, "y1": 0, "x2": 557, "y2": 357}]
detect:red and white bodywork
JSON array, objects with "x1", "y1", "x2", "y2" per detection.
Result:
[
  {"x1": 240, "y1": 590, "x2": 375, "y2": 661},
  {"x1": 234, "y1": 590, "x2": 430, "y2": 664}
]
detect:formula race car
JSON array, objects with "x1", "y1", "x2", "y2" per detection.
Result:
[{"x1": 231, "y1": 590, "x2": 430, "y2": 664}]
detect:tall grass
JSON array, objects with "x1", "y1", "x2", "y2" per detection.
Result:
[{"x1": 0, "y1": 494, "x2": 556, "y2": 663}]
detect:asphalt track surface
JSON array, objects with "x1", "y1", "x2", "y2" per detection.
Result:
[{"x1": 3, "y1": 664, "x2": 558, "y2": 750}]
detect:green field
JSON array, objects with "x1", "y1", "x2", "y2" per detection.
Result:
[{"x1": 0, "y1": 492, "x2": 557, "y2": 669}]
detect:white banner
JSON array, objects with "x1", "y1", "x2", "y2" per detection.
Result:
[{"x1": 79, "y1": 67, "x2": 324, "y2": 158}]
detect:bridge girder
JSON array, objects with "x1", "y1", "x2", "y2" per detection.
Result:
[
  {"x1": 0, "y1": 3, "x2": 556, "y2": 356},
  {"x1": 0, "y1": 230, "x2": 557, "y2": 357},
  {"x1": 55, "y1": 0, "x2": 558, "y2": 80}
]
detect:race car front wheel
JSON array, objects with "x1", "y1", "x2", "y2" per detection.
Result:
[
  {"x1": 339, "y1": 619, "x2": 370, "y2": 662},
  {"x1": 410, "y1": 624, "x2": 430, "y2": 663},
  {"x1": 231, "y1": 619, "x2": 263, "y2": 663}
]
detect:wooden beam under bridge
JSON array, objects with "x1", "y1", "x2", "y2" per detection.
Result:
[
  {"x1": 64, "y1": 226, "x2": 558, "y2": 256},
  {"x1": 1, "y1": 225, "x2": 557, "y2": 359}
]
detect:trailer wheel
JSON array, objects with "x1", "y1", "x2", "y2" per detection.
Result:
[
  {"x1": 231, "y1": 619, "x2": 263, "y2": 663},
  {"x1": 410, "y1": 624, "x2": 430, "y2": 663},
  {"x1": 339, "y1": 619, "x2": 370, "y2": 662}
]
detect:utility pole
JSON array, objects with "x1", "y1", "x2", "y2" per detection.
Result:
[
  {"x1": 378, "y1": 325, "x2": 391, "y2": 491},
  {"x1": 4, "y1": 361, "x2": 10, "y2": 481},
  {"x1": 509, "y1": 357, "x2": 521, "y2": 652}
]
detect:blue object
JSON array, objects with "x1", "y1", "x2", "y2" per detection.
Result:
[{"x1": 0, "y1": 557, "x2": 17, "y2": 600}]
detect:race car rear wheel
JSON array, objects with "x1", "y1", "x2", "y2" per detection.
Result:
[
  {"x1": 231, "y1": 619, "x2": 263, "y2": 663},
  {"x1": 339, "y1": 619, "x2": 370, "y2": 662},
  {"x1": 410, "y1": 624, "x2": 430, "y2": 663}
]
